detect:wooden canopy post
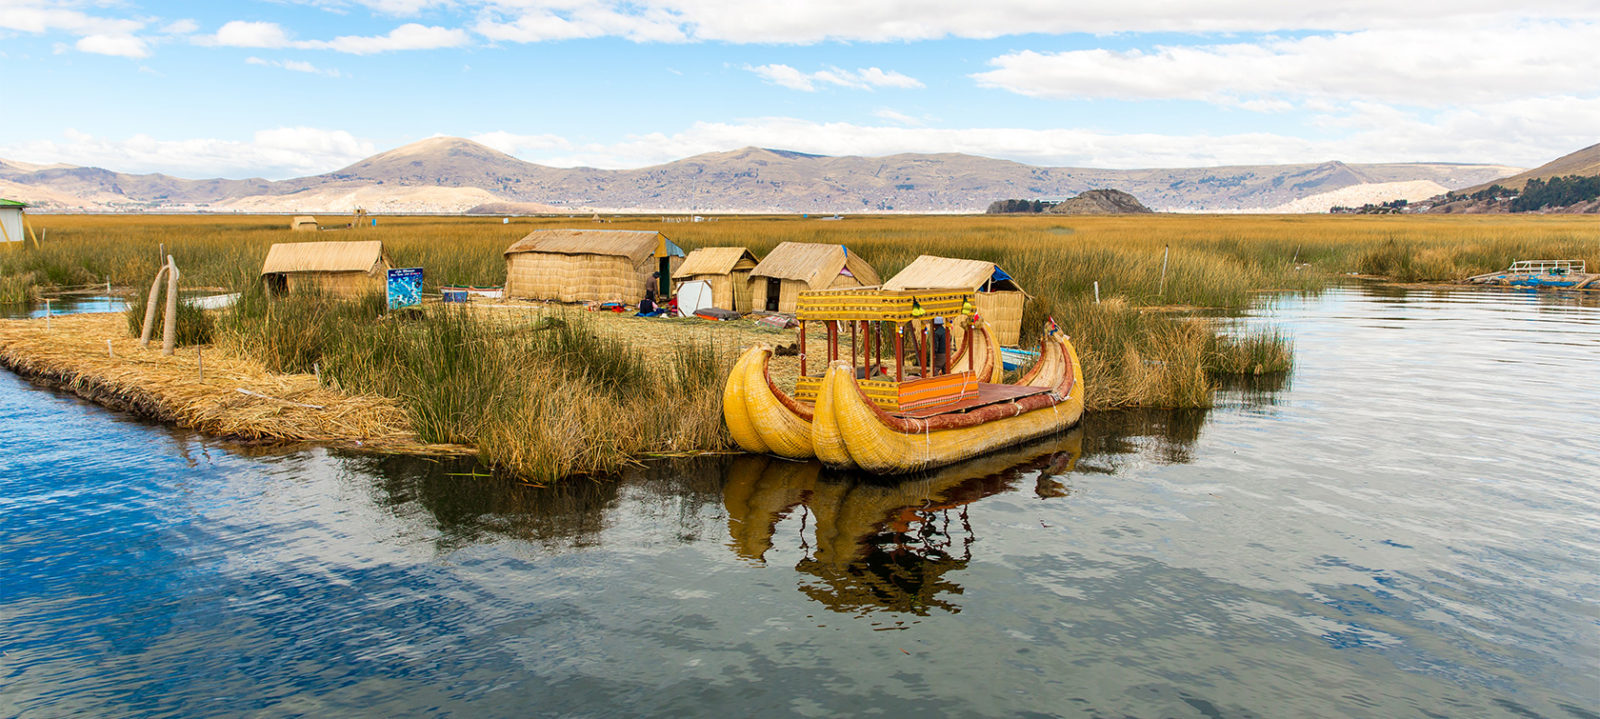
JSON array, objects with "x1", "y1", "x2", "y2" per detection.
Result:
[
  {"x1": 895, "y1": 323, "x2": 904, "y2": 382},
  {"x1": 966, "y1": 324, "x2": 974, "y2": 371},
  {"x1": 850, "y1": 319, "x2": 857, "y2": 368},
  {"x1": 799, "y1": 320, "x2": 807, "y2": 376}
]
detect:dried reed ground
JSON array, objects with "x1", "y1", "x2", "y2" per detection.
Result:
[{"x1": 0, "y1": 312, "x2": 427, "y2": 449}]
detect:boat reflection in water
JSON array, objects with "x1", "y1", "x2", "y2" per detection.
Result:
[{"x1": 723, "y1": 429, "x2": 1083, "y2": 615}]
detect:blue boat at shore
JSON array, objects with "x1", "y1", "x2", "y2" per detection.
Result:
[{"x1": 1463, "y1": 260, "x2": 1599, "y2": 290}]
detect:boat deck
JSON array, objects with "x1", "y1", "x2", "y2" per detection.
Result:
[{"x1": 894, "y1": 382, "x2": 1052, "y2": 419}]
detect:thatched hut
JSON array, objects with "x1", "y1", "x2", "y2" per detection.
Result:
[
  {"x1": 261, "y1": 240, "x2": 392, "y2": 298},
  {"x1": 290, "y1": 215, "x2": 319, "y2": 231},
  {"x1": 672, "y1": 247, "x2": 760, "y2": 312},
  {"x1": 748, "y1": 242, "x2": 881, "y2": 314},
  {"x1": 883, "y1": 255, "x2": 1029, "y2": 346},
  {"x1": 503, "y1": 229, "x2": 684, "y2": 304}
]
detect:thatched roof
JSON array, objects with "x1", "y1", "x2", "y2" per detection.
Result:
[
  {"x1": 673, "y1": 247, "x2": 759, "y2": 278},
  {"x1": 883, "y1": 254, "x2": 1025, "y2": 294},
  {"x1": 261, "y1": 240, "x2": 387, "y2": 275},
  {"x1": 750, "y1": 242, "x2": 880, "y2": 286},
  {"x1": 504, "y1": 229, "x2": 674, "y2": 263}
]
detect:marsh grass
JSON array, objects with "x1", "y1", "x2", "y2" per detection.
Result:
[
  {"x1": 122, "y1": 285, "x2": 215, "y2": 346},
  {"x1": 218, "y1": 289, "x2": 731, "y2": 481}
]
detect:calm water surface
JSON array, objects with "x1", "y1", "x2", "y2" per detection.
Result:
[{"x1": 2, "y1": 284, "x2": 1597, "y2": 717}]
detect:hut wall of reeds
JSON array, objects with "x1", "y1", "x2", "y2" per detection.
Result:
[
  {"x1": 503, "y1": 229, "x2": 683, "y2": 304},
  {"x1": 290, "y1": 216, "x2": 319, "y2": 231},
  {"x1": 672, "y1": 247, "x2": 760, "y2": 312},
  {"x1": 747, "y1": 242, "x2": 881, "y2": 314},
  {"x1": 260, "y1": 240, "x2": 392, "y2": 298},
  {"x1": 883, "y1": 254, "x2": 1029, "y2": 346}
]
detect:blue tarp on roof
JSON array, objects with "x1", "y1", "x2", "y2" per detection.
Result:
[{"x1": 990, "y1": 266, "x2": 1013, "y2": 283}]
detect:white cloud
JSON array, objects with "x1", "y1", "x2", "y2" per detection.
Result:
[
  {"x1": 872, "y1": 109, "x2": 923, "y2": 126},
  {"x1": 75, "y1": 34, "x2": 150, "y2": 58},
  {"x1": 311, "y1": 23, "x2": 469, "y2": 53},
  {"x1": 474, "y1": 4, "x2": 687, "y2": 42},
  {"x1": 0, "y1": 1, "x2": 156, "y2": 58},
  {"x1": 745, "y1": 64, "x2": 923, "y2": 91},
  {"x1": 0, "y1": 2, "x2": 144, "y2": 36},
  {"x1": 160, "y1": 19, "x2": 200, "y2": 35},
  {"x1": 246, "y1": 57, "x2": 344, "y2": 77},
  {"x1": 973, "y1": 22, "x2": 1600, "y2": 108},
  {"x1": 0, "y1": 128, "x2": 377, "y2": 179},
  {"x1": 211, "y1": 20, "x2": 295, "y2": 48},
  {"x1": 207, "y1": 20, "x2": 468, "y2": 53},
  {"x1": 466, "y1": 0, "x2": 1597, "y2": 44}
]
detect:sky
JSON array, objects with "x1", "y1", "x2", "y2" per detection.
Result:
[{"x1": 1, "y1": 0, "x2": 1596, "y2": 180}]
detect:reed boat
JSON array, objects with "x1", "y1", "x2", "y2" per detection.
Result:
[
  {"x1": 723, "y1": 305, "x2": 1003, "y2": 461},
  {"x1": 723, "y1": 287, "x2": 1082, "y2": 473}
]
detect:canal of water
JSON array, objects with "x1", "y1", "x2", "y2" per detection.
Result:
[{"x1": 2, "y1": 284, "x2": 1596, "y2": 717}]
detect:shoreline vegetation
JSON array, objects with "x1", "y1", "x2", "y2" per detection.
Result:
[{"x1": 2, "y1": 214, "x2": 1595, "y2": 481}]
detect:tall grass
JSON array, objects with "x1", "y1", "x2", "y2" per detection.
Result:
[
  {"x1": 121, "y1": 286, "x2": 215, "y2": 347},
  {"x1": 217, "y1": 288, "x2": 731, "y2": 481}
]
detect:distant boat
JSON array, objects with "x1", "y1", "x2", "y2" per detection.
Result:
[
  {"x1": 999, "y1": 346, "x2": 1038, "y2": 371},
  {"x1": 1462, "y1": 260, "x2": 1599, "y2": 289}
]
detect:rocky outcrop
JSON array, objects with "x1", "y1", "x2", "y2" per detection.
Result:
[{"x1": 1046, "y1": 189, "x2": 1153, "y2": 215}]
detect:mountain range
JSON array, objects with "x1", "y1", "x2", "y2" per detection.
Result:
[{"x1": 0, "y1": 137, "x2": 1523, "y2": 214}]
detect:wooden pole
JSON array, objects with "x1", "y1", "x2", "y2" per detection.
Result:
[
  {"x1": 162, "y1": 256, "x2": 179, "y2": 356},
  {"x1": 966, "y1": 324, "x2": 974, "y2": 371},
  {"x1": 1094, "y1": 281, "x2": 1100, "y2": 304},
  {"x1": 197, "y1": 345, "x2": 203, "y2": 382},
  {"x1": 799, "y1": 320, "x2": 806, "y2": 376},
  {"x1": 894, "y1": 324, "x2": 903, "y2": 382},
  {"x1": 850, "y1": 319, "x2": 857, "y2": 367},
  {"x1": 140, "y1": 265, "x2": 166, "y2": 347},
  {"x1": 107, "y1": 339, "x2": 114, "y2": 358},
  {"x1": 1159, "y1": 245, "x2": 1170, "y2": 297}
]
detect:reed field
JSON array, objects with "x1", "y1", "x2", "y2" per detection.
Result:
[{"x1": 1, "y1": 212, "x2": 1593, "y2": 479}]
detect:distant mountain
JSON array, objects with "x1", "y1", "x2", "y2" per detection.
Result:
[{"x1": 0, "y1": 136, "x2": 1522, "y2": 214}]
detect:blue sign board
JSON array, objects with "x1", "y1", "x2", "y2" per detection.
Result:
[{"x1": 387, "y1": 267, "x2": 423, "y2": 310}]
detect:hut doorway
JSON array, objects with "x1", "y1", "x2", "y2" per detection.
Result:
[{"x1": 765, "y1": 277, "x2": 781, "y2": 311}]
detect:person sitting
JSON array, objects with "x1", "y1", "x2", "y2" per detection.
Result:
[
  {"x1": 932, "y1": 316, "x2": 949, "y2": 375},
  {"x1": 636, "y1": 295, "x2": 662, "y2": 317}
]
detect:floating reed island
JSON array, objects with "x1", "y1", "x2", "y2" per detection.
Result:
[{"x1": 1, "y1": 213, "x2": 1593, "y2": 481}]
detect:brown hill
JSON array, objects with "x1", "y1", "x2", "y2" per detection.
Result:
[
  {"x1": 1047, "y1": 189, "x2": 1152, "y2": 214},
  {"x1": 1456, "y1": 143, "x2": 1600, "y2": 195}
]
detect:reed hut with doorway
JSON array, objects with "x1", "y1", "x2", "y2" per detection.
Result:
[
  {"x1": 290, "y1": 215, "x2": 319, "y2": 231},
  {"x1": 672, "y1": 247, "x2": 760, "y2": 312},
  {"x1": 747, "y1": 242, "x2": 881, "y2": 314},
  {"x1": 503, "y1": 229, "x2": 684, "y2": 304},
  {"x1": 260, "y1": 240, "x2": 392, "y2": 298},
  {"x1": 883, "y1": 254, "x2": 1029, "y2": 346}
]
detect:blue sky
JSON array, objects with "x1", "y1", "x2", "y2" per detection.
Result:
[{"x1": 1, "y1": 0, "x2": 1596, "y2": 179}]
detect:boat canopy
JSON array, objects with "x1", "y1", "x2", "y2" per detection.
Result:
[{"x1": 795, "y1": 287, "x2": 971, "y2": 322}]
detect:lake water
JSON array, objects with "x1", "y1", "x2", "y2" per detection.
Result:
[{"x1": 2, "y1": 284, "x2": 1597, "y2": 718}]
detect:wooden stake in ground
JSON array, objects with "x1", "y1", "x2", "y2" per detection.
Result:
[
  {"x1": 139, "y1": 263, "x2": 170, "y2": 347},
  {"x1": 1159, "y1": 245, "x2": 1170, "y2": 297},
  {"x1": 162, "y1": 256, "x2": 179, "y2": 356}
]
